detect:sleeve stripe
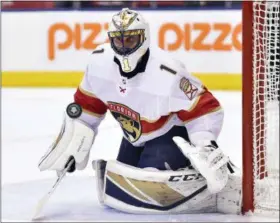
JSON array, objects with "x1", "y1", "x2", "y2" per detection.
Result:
[
  {"x1": 74, "y1": 88, "x2": 107, "y2": 115},
  {"x1": 176, "y1": 90, "x2": 221, "y2": 123},
  {"x1": 182, "y1": 106, "x2": 222, "y2": 124}
]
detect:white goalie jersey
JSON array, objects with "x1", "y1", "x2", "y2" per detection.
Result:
[{"x1": 74, "y1": 43, "x2": 223, "y2": 147}]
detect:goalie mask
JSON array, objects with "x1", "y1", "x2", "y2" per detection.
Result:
[{"x1": 108, "y1": 8, "x2": 150, "y2": 73}]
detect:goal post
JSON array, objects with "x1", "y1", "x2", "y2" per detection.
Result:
[{"x1": 242, "y1": 1, "x2": 279, "y2": 216}]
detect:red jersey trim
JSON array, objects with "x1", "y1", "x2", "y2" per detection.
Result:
[
  {"x1": 177, "y1": 90, "x2": 221, "y2": 123},
  {"x1": 74, "y1": 87, "x2": 107, "y2": 116},
  {"x1": 141, "y1": 114, "x2": 173, "y2": 135}
]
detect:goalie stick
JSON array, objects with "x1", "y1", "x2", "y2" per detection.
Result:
[{"x1": 32, "y1": 157, "x2": 75, "y2": 221}]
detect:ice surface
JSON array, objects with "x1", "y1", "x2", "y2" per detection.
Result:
[{"x1": 1, "y1": 88, "x2": 278, "y2": 222}]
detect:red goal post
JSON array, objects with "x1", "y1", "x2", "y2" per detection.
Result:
[{"x1": 242, "y1": 1, "x2": 279, "y2": 216}]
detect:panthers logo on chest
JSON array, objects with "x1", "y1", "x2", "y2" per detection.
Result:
[{"x1": 108, "y1": 102, "x2": 142, "y2": 143}]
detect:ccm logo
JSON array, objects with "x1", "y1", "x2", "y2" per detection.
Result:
[
  {"x1": 159, "y1": 22, "x2": 242, "y2": 51},
  {"x1": 168, "y1": 173, "x2": 203, "y2": 182},
  {"x1": 48, "y1": 23, "x2": 109, "y2": 60}
]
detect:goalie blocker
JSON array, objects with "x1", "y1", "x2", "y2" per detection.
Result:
[{"x1": 93, "y1": 159, "x2": 242, "y2": 214}]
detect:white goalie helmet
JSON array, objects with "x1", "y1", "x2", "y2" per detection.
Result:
[{"x1": 108, "y1": 8, "x2": 150, "y2": 73}]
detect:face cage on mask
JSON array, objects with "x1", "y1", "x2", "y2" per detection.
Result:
[{"x1": 108, "y1": 29, "x2": 145, "y2": 56}]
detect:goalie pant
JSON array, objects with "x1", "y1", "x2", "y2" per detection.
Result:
[{"x1": 116, "y1": 125, "x2": 191, "y2": 170}]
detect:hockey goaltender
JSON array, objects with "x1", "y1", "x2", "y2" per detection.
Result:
[{"x1": 38, "y1": 8, "x2": 243, "y2": 215}]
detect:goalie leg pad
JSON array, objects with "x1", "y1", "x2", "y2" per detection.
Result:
[
  {"x1": 92, "y1": 159, "x2": 242, "y2": 215},
  {"x1": 96, "y1": 160, "x2": 220, "y2": 214}
]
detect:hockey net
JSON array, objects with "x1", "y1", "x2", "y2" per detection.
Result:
[{"x1": 243, "y1": 1, "x2": 279, "y2": 216}]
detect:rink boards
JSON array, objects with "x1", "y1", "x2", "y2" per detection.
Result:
[
  {"x1": 2, "y1": 10, "x2": 242, "y2": 90},
  {"x1": 2, "y1": 71, "x2": 241, "y2": 90}
]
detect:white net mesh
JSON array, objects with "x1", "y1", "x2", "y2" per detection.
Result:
[{"x1": 253, "y1": 1, "x2": 279, "y2": 215}]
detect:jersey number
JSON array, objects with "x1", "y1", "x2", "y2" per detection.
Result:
[
  {"x1": 160, "y1": 64, "x2": 177, "y2": 75},
  {"x1": 92, "y1": 48, "x2": 104, "y2": 54},
  {"x1": 123, "y1": 58, "x2": 131, "y2": 72}
]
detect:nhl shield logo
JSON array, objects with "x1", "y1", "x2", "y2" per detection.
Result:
[{"x1": 108, "y1": 102, "x2": 142, "y2": 143}]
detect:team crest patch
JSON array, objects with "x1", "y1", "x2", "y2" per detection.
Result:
[
  {"x1": 108, "y1": 102, "x2": 142, "y2": 143},
  {"x1": 179, "y1": 77, "x2": 198, "y2": 100}
]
